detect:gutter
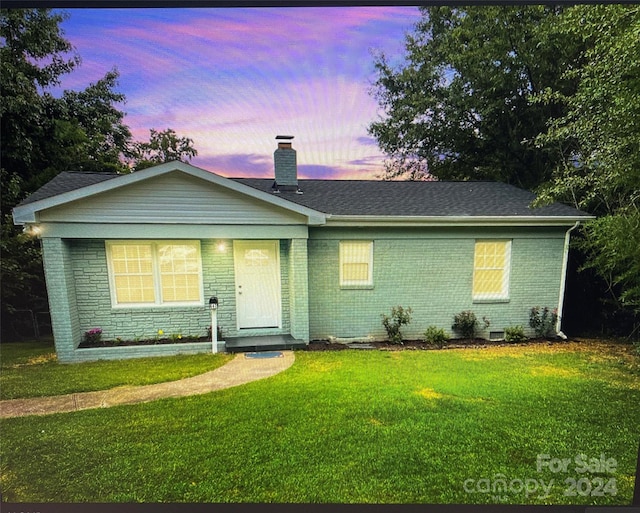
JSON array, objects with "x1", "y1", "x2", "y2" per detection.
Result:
[
  {"x1": 325, "y1": 215, "x2": 594, "y2": 227},
  {"x1": 555, "y1": 221, "x2": 582, "y2": 338}
]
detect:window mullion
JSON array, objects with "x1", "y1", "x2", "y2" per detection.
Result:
[{"x1": 152, "y1": 242, "x2": 163, "y2": 305}]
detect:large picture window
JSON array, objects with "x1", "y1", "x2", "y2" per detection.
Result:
[
  {"x1": 107, "y1": 241, "x2": 202, "y2": 306},
  {"x1": 472, "y1": 240, "x2": 511, "y2": 301},
  {"x1": 339, "y1": 241, "x2": 373, "y2": 287}
]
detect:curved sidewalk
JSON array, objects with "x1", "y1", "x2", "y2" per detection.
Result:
[{"x1": 0, "y1": 351, "x2": 295, "y2": 419}]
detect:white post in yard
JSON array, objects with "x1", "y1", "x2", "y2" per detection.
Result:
[{"x1": 211, "y1": 307, "x2": 218, "y2": 354}]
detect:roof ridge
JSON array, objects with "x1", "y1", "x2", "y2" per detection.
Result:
[
  {"x1": 232, "y1": 177, "x2": 511, "y2": 184},
  {"x1": 61, "y1": 170, "x2": 121, "y2": 176}
]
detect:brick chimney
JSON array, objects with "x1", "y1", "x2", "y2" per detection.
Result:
[{"x1": 273, "y1": 135, "x2": 301, "y2": 193}]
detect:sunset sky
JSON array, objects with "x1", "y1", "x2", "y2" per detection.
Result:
[{"x1": 55, "y1": 7, "x2": 423, "y2": 179}]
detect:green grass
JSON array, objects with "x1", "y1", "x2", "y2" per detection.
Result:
[
  {"x1": 0, "y1": 339, "x2": 233, "y2": 400},
  {"x1": 1, "y1": 340, "x2": 638, "y2": 504}
]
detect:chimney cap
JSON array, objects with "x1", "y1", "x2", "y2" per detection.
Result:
[{"x1": 276, "y1": 135, "x2": 294, "y2": 141}]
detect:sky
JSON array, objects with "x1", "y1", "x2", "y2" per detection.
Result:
[{"x1": 55, "y1": 7, "x2": 423, "y2": 180}]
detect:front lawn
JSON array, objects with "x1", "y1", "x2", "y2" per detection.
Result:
[
  {"x1": 0, "y1": 339, "x2": 233, "y2": 400},
  {"x1": 1, "y1": 339, "x2": 638, "y2": 504}
]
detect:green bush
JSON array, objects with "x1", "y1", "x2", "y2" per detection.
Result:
[
  {"x1": 452, "y1": 310, "x2": 478, "y2": 339},
  {"x1": 423, "y1": 326, "x2": 449, "y2": 347},
  {"x1": 504, "y1": 326, "x2": 527, "y2": 343},
  {"x1": 381, "y1": 306, "x2": 412, "y2": 344},
  {"x1": 529, "y1": 306, "x2": 558, "y2": 338}
]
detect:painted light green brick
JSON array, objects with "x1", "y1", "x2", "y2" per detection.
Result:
[
  {"x1": 308, "y1": 227, "x2": 566, "y2": 341},
  {"x1": 71, "y1": 342, "x2": 220, "y2": 363},
  {"x1": 289, "y1": 238, "x2": 310, "y2": 342},
  {"x1": 70, "y1": 240, "x2": 214, "y2": 342},
  {"x1": 64, "y1": 238, "x2": 297, "y2": 359},
  {"x1": 202, "y1": 239, "x2": 236, "y2": 340},
  {"x1": 41, "y1": 238, "x2": 82, "y2": 361}
]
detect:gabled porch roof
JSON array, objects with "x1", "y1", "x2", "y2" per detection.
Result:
[{"x1": 13, "y1": 162, "x2": 327, "y2": 226}]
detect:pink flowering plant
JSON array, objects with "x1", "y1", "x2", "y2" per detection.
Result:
[{"x1": 83, "y1": 328, "x2": 102, "y2": 345}]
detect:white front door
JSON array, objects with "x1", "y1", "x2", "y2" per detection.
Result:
[{"x1": 233, "y1": 241, "x2": 281, "y2": 329}]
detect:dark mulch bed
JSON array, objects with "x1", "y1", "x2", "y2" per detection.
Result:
[
  {"x1": 80, "y1": 337, "x2": 571, "y2": 350},
  {"x1": 78, "y1": 337, "x2": 210, "y2": 349},
  {"x1": 304, "y1": 338, "x2": 569, "y2": 351}
]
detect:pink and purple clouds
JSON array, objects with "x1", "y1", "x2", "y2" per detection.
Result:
[{"x1": 57, "y1": 7, "x2": 422, "y2": 179}]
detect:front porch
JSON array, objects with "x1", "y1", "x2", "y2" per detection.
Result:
[{"x1": 224, "y1": 334, "x2": 307, "y2": 353}]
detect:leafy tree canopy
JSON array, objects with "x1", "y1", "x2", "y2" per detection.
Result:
[
  {"x1": 533, "y1": 5, "x2": 640, "y2": 309},
  {"x1": 369, "y1": 5, "x2": 581, "y2": 187},
  {"x1": 129, "y1": 128, "x2": 198, "y2": 171},
  {"x1": 1, "y1": 8, "x2": 79, "y2": 186},
  {"x1": 1, "y1": 8, "x2": 133, "y2": 206},
  {"x1": 0, "y1": 9, "x2": 199, "y2": 340},
  {"x1": 370, "y1": 4, "x2": 640, "y2": 317}
]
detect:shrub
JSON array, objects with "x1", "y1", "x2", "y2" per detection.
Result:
[
  {"x1": 529, "y1": 306, "x2": 558, "y2": 338},
  {"x1": 381, "y1": 306, "x2": 412, "y2": 344},
  {"x1": 83, "y1": 328, "x2": 102, "y2": 345},
  {"x1": 504, "y1": 325, "x2": 527, "y2": 343},
  {"x1": 452, "y1": 310, "x2": 479, "y2": 339},
  {"x1": 423, "y1": 326, "x2": 449, "y2": 347}
]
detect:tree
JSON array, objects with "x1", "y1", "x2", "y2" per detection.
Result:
[
  {"x1": 52, "y1": 69, "x2": 132, "y2": 174},
  {"x1": 26, "y1": 69, "x2": 133, "y2": 193},
  {"x1": 379, "y1": 158, "x2": 432, "y2": 181},
  {"x1": 128, "y1": 128, "x2": 198, "y2": 171},
  {"x1": 1, "y1": 9, "x2": 132, "y2": 199},
  {"x1": 534, "y1": 5, "x2": 640, "y2": 312},
  {"x1": 1, "y1": 8, "x2": 79, "y2": 190},
  {"x1": 369, "y1": 5, "x2": 640, "y2": 333},
  {"x1": 1, "y1": 9, "x2": 132, "y2": 340},
  {"x1": 1, "y1": 9, "x2": 81, "y2": 340},
  {"x1": 368, "y1": 6, "x2": 581, "y2": 188},
  {"x1": 1, "y1": 9, "x2": 201, "y2": 340},
  {"x1": 0, "y1": 171, "x2": 49, "y2": 322}
]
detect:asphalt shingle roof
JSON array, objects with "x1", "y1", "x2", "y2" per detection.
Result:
[
  {"x1": 18, "y1": 171, "x2": 590, "y2": 219},
  {"x1": 19, "y1": 171, "x2": 120, "y2": 206},
  {"x1": 233, "y1": 178, "x2": 588, "y2": 218}
]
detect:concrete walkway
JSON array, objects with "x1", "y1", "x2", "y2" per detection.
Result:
[{"x1": 0, "y1": 351, "x2": 295, "y2": 419}]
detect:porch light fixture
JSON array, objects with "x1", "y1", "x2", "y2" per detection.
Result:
[
  {"x1": 24, "y1": 224, "x2": 42, "y2": 236},
  {"x1": 216, "y1": 242, "x2": 226, "y2": 252}
]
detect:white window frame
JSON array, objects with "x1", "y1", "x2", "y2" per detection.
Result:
[
  {"x1": 339, "y1": 240, "x2": 374, "y2": 287},
  {"x1": 106, "y1": 240, "x2": 203, "y2": 308},
  {"x1": 472, "y1": 239, "x2": 512, "y2": 301}
]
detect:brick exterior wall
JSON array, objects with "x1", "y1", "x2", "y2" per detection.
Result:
[
  {"x1": 41, "y1": 238, "x2": 297, "y2": 362},
  {"x1": 41, "y1": 238, "x2": 82, "y2": 360},
  {"x1": 307, "y1": 228, "x2": 566, "y2": 341},
  {"x1": 42, "y1": 227, "x2": 567, "y2": 361},
  {"x1": 69, "y1": 238, "x2": 295, "y2": 339},
  {"x1": 289, "y1": 238, "x2": 310, "y2": 341},
  {"x1": 70, "y1": 239, "x2": 219, "y2": 342}
]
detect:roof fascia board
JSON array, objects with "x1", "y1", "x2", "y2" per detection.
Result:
[
  {"x1": 33, "y1": 222, "x2": 309, "y2": 240},
  {"x1": 325, "y1": 215, "x2": 595, "y2": 227},
  {"x1": 13, "y1": 162, "x2": 326, "y2": 225}
]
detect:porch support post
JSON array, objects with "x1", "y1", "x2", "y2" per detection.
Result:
[
  {"x1": 288, "y1": 238, "x2": 310, "y2": 342},
  {"x1": 41, "y1": 238, "x2": 82, "y2": 362}
]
